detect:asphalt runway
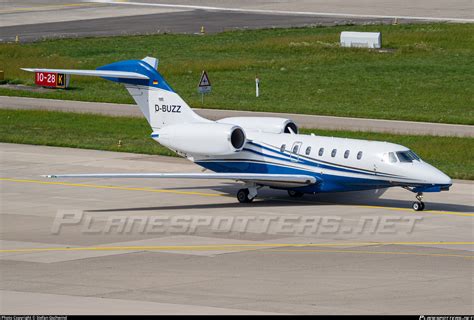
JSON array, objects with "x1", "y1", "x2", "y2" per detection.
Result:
[
  {"x1": 1, "y1": 0, "x2": 473, "y2": 42},
  {"x1": 1, "y1": 143, "x2": 473, "y2": 314},
  {"x1": 2, "y1": 96, "x2": 473, "y2": 137},
  {"x1": 119, "y1": 0, "x2": 474, "y2": 20},
  {"x1": 0, "y1": 8, "x2": 406, "y2": 43}
]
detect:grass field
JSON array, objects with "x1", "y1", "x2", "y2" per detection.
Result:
[
  {"x1": 0, "y1": 23, "x2": 473, "y2": 124},
  {"x1": 1, "y1": 109, "x2": 472, "y2": 180}
]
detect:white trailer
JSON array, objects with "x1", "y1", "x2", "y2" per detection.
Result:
[{"x1": 340, "y1": 31, "x2": 382, "y2": 49}]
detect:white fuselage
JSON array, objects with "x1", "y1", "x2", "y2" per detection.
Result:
[{"x1": 190, "y1": 131, "x2": 452, "y2": 193}]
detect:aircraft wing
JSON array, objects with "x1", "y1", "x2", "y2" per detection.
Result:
[
  {"x1": 21, "y1": 68, "x2": 149, "y2": 79},
  {"x1": 44, "y1": 173, "x2": 317, "y2": 187}
]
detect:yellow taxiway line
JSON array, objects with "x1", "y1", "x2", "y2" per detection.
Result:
[
  {"x1": 0, "y1": 178, "x2": 222, "y2": 197},
  {"x1": 1, "y1": 178, "x2": 472, "y2": 216},
  {"x1": 1, "y1": 241, "x2": 472, "y2": 254},
  {"x1": 272, "y1": 197, "x2": 474, "y2": 217},
  {"x1": 264, "y1": 249, "x2": 474, "y2": 259},
  {"x1": 0, "y1": 242, "x2": 472, "y2": 260}
]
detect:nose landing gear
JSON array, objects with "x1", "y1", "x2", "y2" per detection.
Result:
[{"x1": 412, "y1": 192, "x2": 425, "y2": 211}]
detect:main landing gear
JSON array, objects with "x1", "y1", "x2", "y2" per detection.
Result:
[
  {"x1": 236, "y1": 185, "x2": 306, "y2": 203},
  {"x1": 237, "y1": 185, "x2": 259, "y2": 203},
  {"x1": 412, "y1": 192, "x2": 425, "y2": 211},
  {"x1": 287, "y1": 190, "x2": 304, "y2": 198}
]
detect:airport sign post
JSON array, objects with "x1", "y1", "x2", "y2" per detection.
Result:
[
  {"x1": 197, "y1": 70, "x2": 211, "y2": 104},
  {"x1": 35, "y1": 71, "x2": 69, "y2": 89},
  {"x1": 256, "y1": 76, "x2": 260, "y2": 97}
]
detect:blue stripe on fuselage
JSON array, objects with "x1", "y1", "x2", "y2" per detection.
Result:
[
  {"x1": 245, "y1": 141, "x2": 400, "y2": 179},
  {"x1": 195, "y1": 160, "x2": 395, "y2": 192}
]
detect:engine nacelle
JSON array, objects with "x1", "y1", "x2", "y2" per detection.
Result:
[
  {"x1": 154, "y1": 122, "x2": 246, "y2": 156},
  {"x1": 217, "y1": 117, "x2": 298, "y2": 134}
]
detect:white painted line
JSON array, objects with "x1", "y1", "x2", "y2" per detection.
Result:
[{"x1": 88, "y1": 0, "x2": 474, "y2": 23}]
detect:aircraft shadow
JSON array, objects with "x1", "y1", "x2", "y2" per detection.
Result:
[
  {"x1": 86, "y1": 199, "x2": 316, "y2": 213},
  {"x1": 87, "y1": 186, "x2": 473, "y2": 213}
]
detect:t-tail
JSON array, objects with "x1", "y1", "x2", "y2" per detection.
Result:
[{"x1": 22, "y1": 57, "x2": 209, "y2": 130}]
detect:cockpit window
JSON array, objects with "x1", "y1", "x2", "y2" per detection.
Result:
[
  {"x1": 389, "y1": 152, "x2": 397, "y2": 163},
  {"x1": 409, "y1": 150, "x2": 421, "y2": 161},
  {"x1": 397, "y1": 151, "x2": 412, "y2": 163},
  {"x1": 396, "y1": 150, "x2": 420, "y2": 163}
]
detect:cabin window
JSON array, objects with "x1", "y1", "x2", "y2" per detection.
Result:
[
  {"x1": 357, "y1": 151, "x2": 363, "y2": 160},
  {"x1": 318, "y1": 148, "x2": 324, "y2": 156},
  {"x1": 344, "y1": 150, "x2": 350, "y2": 159},
  {"x1": 305, "y1": 146, "x2": 311, "y2": 155},
  {"x1": 292, "y1": 145, "x2": 299, "y2": 154},
  {"x1": 280, "y1": 144, "x2": 286, "y2": 153},
  {"x1": 331, "y1": 149, "x2": 337, "y2": 157},
  {"x1": 389, "y1": 152, "x2": 397, "y2": 163}
]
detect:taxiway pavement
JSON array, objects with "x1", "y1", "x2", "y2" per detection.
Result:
[{"x1": 1, "y1": 143, "x2": 473, "y2": 314}]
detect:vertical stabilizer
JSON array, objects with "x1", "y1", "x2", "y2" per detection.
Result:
[
  {"x1": 97, "y1": 57, "x2": 209, "y2": 130},
  {"x1": 22, "y1": 57, "x2": 209, "y2": 130}
]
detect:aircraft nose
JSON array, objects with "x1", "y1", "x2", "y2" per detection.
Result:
[
  {"x1": 426, "y1": 164, "x2": 452, "y2": 185},
  {"x1": 436, "y1": 171, "x2": 452, "y2": 185},
  {"x1": 433, "y1": 171, "x2": 453, "y2": 185}
]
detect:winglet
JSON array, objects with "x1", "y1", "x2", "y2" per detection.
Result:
[{"x1": 142, "y1": 56, "x2": 158, "y2": 69}]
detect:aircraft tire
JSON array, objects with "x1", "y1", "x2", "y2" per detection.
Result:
[
  {"x1": 288, "y1": 190, "x2": 304, "y2": 198},
  {"x1": 412, "y1": 201, "x2": 424, "y2": 211},
  {"x1": 237, "y1": 189, "x2": 253, "y2": 203}
]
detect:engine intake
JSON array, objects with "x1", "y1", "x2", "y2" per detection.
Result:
[
  {"x1": 284, "y1": 121, "x2": 298, "y2": 134},
  {"x1": 230, "y1": 127, "x2": 246, "y2": 149}
]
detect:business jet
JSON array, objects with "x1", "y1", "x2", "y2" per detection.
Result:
[{"x1": 23, "y1": 57, "x2": 452, "y2": 211}]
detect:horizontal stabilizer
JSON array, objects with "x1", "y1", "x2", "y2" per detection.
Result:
[
  {"x1": 21, "y1": 68, "x2": 149, "y2": 79},
  {"x1": 43, "y1": 173, "x2": 317, "y2": 186}
]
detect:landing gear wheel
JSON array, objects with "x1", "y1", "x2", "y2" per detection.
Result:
[
  {"x1": 412, "y1": 192, "x2": 425, "y2": 211},
  {"x1": 288, "y1": 190, "x2": 304, "y2": 198},
  {"x1": 412, "y1": 201, "x2": 424, "y2": 211},
  {"x1": 237, "y1": 188, "x2": 254, "y2": 203}
]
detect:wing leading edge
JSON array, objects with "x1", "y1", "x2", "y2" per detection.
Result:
[
  {"x1": 44, "y1": 173, "x2": 317, "y2": 188},
  {"x1": 21, "y1": 68, "x2": 149, "y2": 79}
]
